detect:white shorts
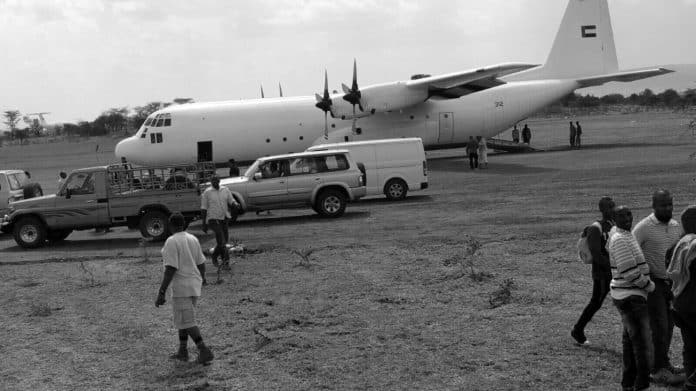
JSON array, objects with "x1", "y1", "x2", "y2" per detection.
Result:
[{"x1": 172, "y1": 296, "x2": 198, "y2": 329}]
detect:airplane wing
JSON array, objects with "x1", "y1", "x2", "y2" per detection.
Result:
[
  {"x1": 576, "y1": 68, "x2": 674, "y2": 88},
  {"x1": 406, "y1": 63, "x2": 539, "y2": 99}
]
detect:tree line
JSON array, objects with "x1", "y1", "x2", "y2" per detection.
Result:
[{"x1": 2, "y1": 89, "x2": 696, "y2": 141}]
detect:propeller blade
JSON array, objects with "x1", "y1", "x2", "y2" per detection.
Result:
[
  {"x1": 351, "y1": 58, "x2": 358, "y2": 90},
  {"x1": 315, "y1": 70, "x2": 333, "y2": 114},
  {"x1": 279, "y1": 83, "x2": 283, "y2": 97},
  {"x1": 341, "y1": 83, "x2": 351, "y2": 94},
  {"x1": 342, "y1": 59, "x2": 364, "y2": 112},
  {"x1": 324, "y1": 112, "x2": 329, "y2": 140}
]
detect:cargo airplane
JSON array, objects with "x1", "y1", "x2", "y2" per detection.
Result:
[{"x1": 115, "y1": 0, "x2": 673, "y2": 166}]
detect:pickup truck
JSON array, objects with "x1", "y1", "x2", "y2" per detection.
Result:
[
  {"x1": 1, "y1": 163, "x2": 214, "y2": 248},
  {"x1": 221, "y1": 149, "x2": 366, "y2": 218}
]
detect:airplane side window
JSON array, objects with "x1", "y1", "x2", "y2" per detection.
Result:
[
  {"x1": 150, "y1": 133, "x2": 156, "y2": 144},
  {"x1": 164, "y1": 118, "x2": 171, "y2": 126},
  {"x1": 156, "y1": 133, "x2": 163, "y2": 143}
]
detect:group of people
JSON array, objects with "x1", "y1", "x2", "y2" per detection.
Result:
[
  {"x1": 511, "y1": 124, "x2": 532, "y2": 144},
  {"x1": 569, "y1": 121, "x2": 583, "y2": 148},
  {"x1": 465, "y1": 135, "x2": 489, "y2": 170},
  {"x1": 572, "y1": 191, "x2": 696, "y2": 390}
]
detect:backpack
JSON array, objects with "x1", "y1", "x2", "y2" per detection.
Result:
[{"x1": 577, "y1": 221, "x2": 601, "y2": 264}]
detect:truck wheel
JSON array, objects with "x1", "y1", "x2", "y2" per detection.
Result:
[
  {"x1": 13, "y1": 216, "x2": 47, "y2": 249},
  {"x1": 47, "y1": 229, "x2": 72, "y2": 243},
  {"x1": 384, "y1": 178, "x2": 408, "y2": 201},
  {"x1": 315, "y1": 189, "x2": 346, "y2": 218},
  {"x1": 139, "y1": 210, "x2": 170, "y2": 241},
  {"x1": 23, "y1": 183, "x2": 43, "y2": 199}
]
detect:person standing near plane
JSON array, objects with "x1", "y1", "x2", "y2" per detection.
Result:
[
  {"x1": 569, "y1": 121, "x2": 577, "y2": 148},
  {"x1": 477, "y1": 136, "x2": 488, "y2": 169},
  {"x1": 608, "y1": 205, "x2": 655, "y2": 391},
  {"x1": 572, "y1": 196, "x2": 615, "y2": 346},
  {"x1": 201, "y1": 176, "x2": 239, "y2": 270},
  {"x1": 575, "y1": 121, "x2": 583, "y2": 148},
  {"x1": 522, "y1": 124, "x2": 532, "y2": 144},
  {"x1": 633, "y1": 190, "x2": 684, "y2": 385},
  {"x1": 466, "y1": 136, "x2": 479, "y2": 170},
  {"x1": 512, "y1": 125, "x2": 520, "y2": 143},
  {"x1": 57, "y1": 171, "x2": 67, "y2": 190}
]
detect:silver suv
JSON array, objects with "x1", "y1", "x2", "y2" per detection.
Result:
[{"x1": 221, "y1": 150, "x2": 366, "y2": 218}]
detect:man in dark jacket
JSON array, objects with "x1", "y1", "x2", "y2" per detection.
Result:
[
  {"x1": 572, "y1": 196, "x2": 615, "y2": 345},
  {"x1": 466, "y1": 136, "x2": 479, "y2": 170}
]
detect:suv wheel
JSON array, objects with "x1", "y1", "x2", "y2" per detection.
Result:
[
  {"x1": 315, "y1": 189, "x2": 346, "y2": 217},
  {"x1": 384, "y1": 178, "x2": 408, "y2": 201},
  {"x1": 13, "y1": 216, "x2": 47, "y2": 248},
  {"x1": 139, "y1": 210, "x2": 170, "y2": 241}
]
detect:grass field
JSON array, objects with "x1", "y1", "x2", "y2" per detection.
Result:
[{"x1": 1, "y1": 111, "x2": 696, "y2": 390}]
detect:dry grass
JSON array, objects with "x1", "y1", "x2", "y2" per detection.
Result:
[{"x1": 0, "y1": 112, "x2": 694, "y2": 390}]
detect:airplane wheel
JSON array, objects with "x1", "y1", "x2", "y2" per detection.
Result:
[
  {"x1": 139, "y1": 210, "x2": 170, "y2": 241},
  {"x1": 384, "y1": 178, "x2": 408, "y2": 201},
  {"x1": 315, "y1": 189, "x2": 346, "y2": 218}
]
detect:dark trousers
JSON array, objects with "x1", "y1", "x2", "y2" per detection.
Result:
[
  {"x1": 574, "y1": 278, "x2": 610, "y2": 332},
  {"x1": 468, "y1": 152, "x2": 479, "y2": 169},
  {"x1": 569, "y1": 134, "x2": 575, "y2": 147},
  {"x1": 614, "y1": 295, "x2": 652, "y2": 390},
  {"x1": 648, "y1": 278, "x2": 674, "y2": 370},
  {"x1": 673, "y1": 310, "x2": 696, "y2": 382},
  {"x1": 208, "y1": 219, "x2": 229, "y2": 264}
]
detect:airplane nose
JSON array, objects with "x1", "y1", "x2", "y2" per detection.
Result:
[{"x1": 115, "y1": 137, "x2": 134, "y2": 161}]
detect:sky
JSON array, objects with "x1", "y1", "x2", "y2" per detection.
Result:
[{"x1": 1, "y1": 0, "x2": 696, "y2": 126}]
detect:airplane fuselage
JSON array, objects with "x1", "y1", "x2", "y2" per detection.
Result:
[{"x1": 116, "y1": 79, "x2": 579, "y2": 166}]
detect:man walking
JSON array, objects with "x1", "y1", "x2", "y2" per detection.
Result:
[
  {"x1": 608, "y1": 206, "x2": 654, "y2": 391},
  {"x1": 633, "y1": 189, "x2": 684, "y2": 385},
  {"x1": 569, "y1": 121, "x2": 576, "y2": 148},
  {"x1": 155, "y1": 212, "x2": 213, "y2": 364},
  {"x1": 571, "y1": 196, "x2": 615, "y2": 345},
  {"x1": 575, "y1": 121, "x2": 583, "y2": 148},
  {"x1": 477, "y1": 136, "x2": 488, "y2": 169},
  {"x1": 466, "y1": 136, "x2": 479, "y2": 170},
  {"x1": 201, "y1": 176, "x2": 240, "y2": 270},
  {"x1": 512, "y1": 125, "x2": 520, "y2": 143}
]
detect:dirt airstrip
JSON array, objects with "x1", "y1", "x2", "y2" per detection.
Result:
[{"x1": 1, "y1": 112, "x2": 695, "y2": 390}]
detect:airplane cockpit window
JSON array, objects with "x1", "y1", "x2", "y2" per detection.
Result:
[
  {"x1": 150, "y1": 133, "x2": 156, "y2": 143},
  {"x1": 140, "y1": 128, "x2": 148, "y2": 139},
  {"x1": 156, "y1": 133, "x2": 163, "y2": 143},
  {"x1": 144, "y1": 117, "x2": 154, "y2": 126},
  {"x1": 164, "y1": 117, "x2": 171, "y2": 126},
  {"x1": 155, "y1": 118, "x2": 164, "y2": 127},
  {"x1": 151, "y1": 113, "x2": 171, "y2": 127}
]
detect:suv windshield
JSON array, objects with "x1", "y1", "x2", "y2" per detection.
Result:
[{"x1": 8, "y1": 173, "x2": 27, "y2": 190}]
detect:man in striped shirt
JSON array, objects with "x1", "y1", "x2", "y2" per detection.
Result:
[
  {"x1": 608, "y1": 206, "x2": 655, "y2": 391},
  {"x1": 633, "y1": 190, "x2": 684, "y2": 384}
]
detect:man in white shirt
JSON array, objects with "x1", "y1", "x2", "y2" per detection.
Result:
[
  {"x1": 201, "y1": 176, "x2": 239, "y2": 269},
  {"x1": 155, "y1": 212, "x2": 212, "y2": 364}
]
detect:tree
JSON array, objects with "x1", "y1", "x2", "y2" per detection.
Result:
[
  {"x1": 3, "y1": 110, "x2": 21, "y2": 140},
  {"x1": 658, "y1": 89, "x2": 681, "y2": 107}
]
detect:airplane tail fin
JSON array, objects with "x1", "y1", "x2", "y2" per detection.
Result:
[{"x1": 514, "y1": 0, "x2": 618, "y2": 80}]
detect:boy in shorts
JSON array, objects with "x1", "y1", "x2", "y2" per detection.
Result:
[{"x1": 155, "y1": 212, "x2": 213, "y2": 364}]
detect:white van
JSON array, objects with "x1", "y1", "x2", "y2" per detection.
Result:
[{"x1": 307, "y1": 138, "x2": 428, "y2": 200}]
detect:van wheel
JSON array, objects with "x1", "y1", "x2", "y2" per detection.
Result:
[
  {"x1": 384, "y1": 178, "x2": 408, "y2": 200},
  {"x1": 13, "y1": 216, "x2": 47, "y2": 248},
  {"x1": 139, "y1": 210, "x2": 170, "y2": 241},
  {"x1": 47, "y1": 229, "x2": 72, "y2": 243},
  {"x1": 23, "y1": 183, "x2": 43, "y2": 199},
  {"x1": 315, "y1": 189, "x2": 346, "y2": 218}
]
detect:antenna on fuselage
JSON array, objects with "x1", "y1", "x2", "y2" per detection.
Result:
[
  {"x1": 279, "y1": 83, "x2": 283, "y2": 97},
  {"x1": 260, "y1": 84, "x2": 265, "y2": 99}
]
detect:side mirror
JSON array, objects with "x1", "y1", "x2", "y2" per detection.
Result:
[
  {"x1": 65, "y1": 188, "x2": 72, "y2": 199},
  {"x1": 253, "y1": 172, "x2": 263, "y2": 181}
]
